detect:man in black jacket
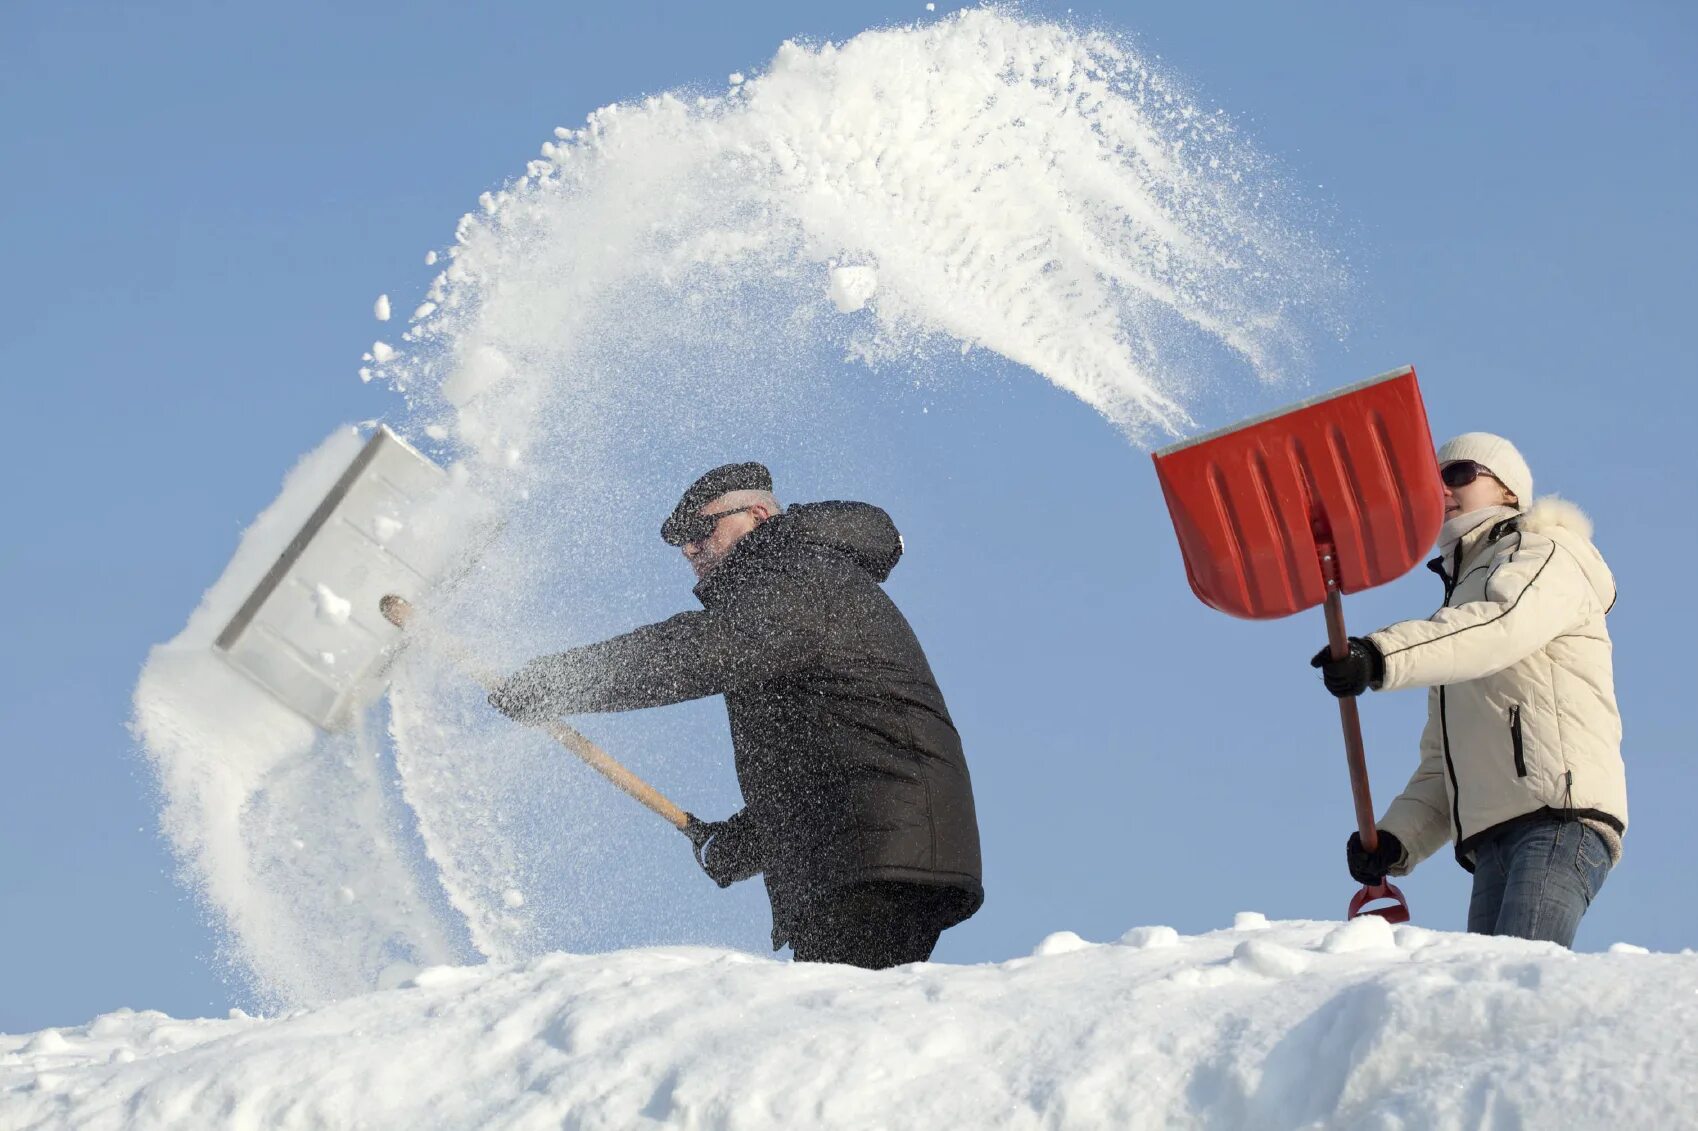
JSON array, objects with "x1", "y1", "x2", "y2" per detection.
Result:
[{"x1": 488, "y1": 462, "x2": 982, "y2": 969}]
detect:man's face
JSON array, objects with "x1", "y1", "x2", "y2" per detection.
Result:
[{"x1": 682, "y1": 495, "x2": 766, "y2": 580}]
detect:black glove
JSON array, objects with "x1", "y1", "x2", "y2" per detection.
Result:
[
  {"x1": 487, "y1": 662, "x2": 556, "y2": 725},
  {"x1": 684, "y1": 811, "x2": 764, "y2": 888},
  {"x1": 1346, "y1": 829, "x2": 1405, "y2": 885},
  {"x1": 1310, "y1": 637, "x2": 1385, "y2": 698}
]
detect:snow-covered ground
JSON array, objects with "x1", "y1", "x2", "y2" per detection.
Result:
[{"x1": 6, "y1": 918, "x2": 1693, "y2": 1130}]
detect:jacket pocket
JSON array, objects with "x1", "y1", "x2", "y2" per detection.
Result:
[{"x1": 1508, "y1": 706, "x2": 1527, "y2": 778}]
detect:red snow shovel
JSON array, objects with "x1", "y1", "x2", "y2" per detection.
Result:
[{"x1": 1152, "y1": 366, "x2": 1444, "y2": 923}]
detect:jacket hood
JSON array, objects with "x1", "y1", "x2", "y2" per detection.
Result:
[
  {"x1": 778, "y1": 501, "x2": 904, "y2": 581},
  {"x1": 1519, "y1": 495, "x2": 1615, "y2": 609},
  {"x1": 694, "y1": 501, "x2": 903, "y2": 602}
]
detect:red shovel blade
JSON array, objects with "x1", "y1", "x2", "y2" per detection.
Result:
[
  {"x1": 1348, "y1": 880, "x2": 1411, "y2": 924},
  {"x1": 1151, "y1": 367, "x2": 1444, "y2": 620}
]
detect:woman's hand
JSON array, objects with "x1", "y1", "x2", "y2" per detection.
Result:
[
  {"x1": 1310, "y1": 637, "x2": 1384, "y2": 697},
  {"x1": 1346, "y1": 829, "x2": 1405, "y2": 884}
]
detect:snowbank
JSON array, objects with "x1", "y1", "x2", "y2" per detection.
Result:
[{"x1": 5, "y1": 920, "x2": 1693, "y2": 1129}]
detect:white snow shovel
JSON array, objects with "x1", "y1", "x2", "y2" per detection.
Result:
[{"x1": 215, "y1": 425, "x2": 459, "y2": 731}]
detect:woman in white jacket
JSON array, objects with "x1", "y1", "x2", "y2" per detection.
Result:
[{"x1": 1312, "y1": 433, "x2": 1625, "y2": 946}]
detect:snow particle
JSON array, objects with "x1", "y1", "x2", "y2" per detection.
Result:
[
  {"x1": 1233, "y1": 938, "x2": 1310, "y2": 979},
  {"x1": 1032, "y1": 930, "x2": 1092, "y2": 957},
  {"x1": 371, "y1": 341, "x2": 396, "y2": 364},
  {"x1": 374, "y1": 294, "x2": 391, "y2": 321},
  {"x1": 828, "y1": 264, "x2": 879, "y2": 313},
  {"x1": 729, "y1": 72, "x2": 745, "y2": 85},
  {"x1": 23, "y1": 1029, "x2": 71, "y2": 1055},
  {"x1": 1119, "y1": 925, "x2": 1180, "y2": 949},
  {"x1": 425, "y1": 250, "x2": 438, "y2": 265},
  {"x1": 312, "y1": 584, "x2": 353, "y2": 626},
  {"x1": 502, "y1": 888, "x2": 526, "y2": 909},
  {"x1": 406, "y1": 965, "x2": 477, "y2": 990},
  {"x1": 1321, "y1": 915, "x2": 1396, "y2": 954}
]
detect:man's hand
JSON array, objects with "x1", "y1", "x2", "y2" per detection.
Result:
[
  {"x1": 684, "y1": 811, "x2": 763, "y2": 888},
  {"x1": 1310, "y1": 637, "x2": 1385, "y2": 698},
  {"x1": 1346, "y1": 829, "x2": 1405, "y2": 885}
]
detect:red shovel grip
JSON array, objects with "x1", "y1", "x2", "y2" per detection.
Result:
[{"x1": 1348, "y1": 880, "x2": 1410, "y2": 924}]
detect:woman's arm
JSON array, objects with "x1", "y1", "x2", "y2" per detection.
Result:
[{"x1": 1368, "y1": 532, "x2": 1595, "y2": 691}]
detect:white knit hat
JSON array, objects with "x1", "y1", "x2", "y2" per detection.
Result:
[{"x1": 1437, "y1": 432, "x2": 1532, "y2": 508}]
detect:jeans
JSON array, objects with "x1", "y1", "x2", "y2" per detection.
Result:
[{"x1": 1466, "y1": 815, "x2": 1613, "y2": 947}]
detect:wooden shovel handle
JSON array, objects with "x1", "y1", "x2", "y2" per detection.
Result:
[
  {"x1": 380, "y1": 595, "x2": 691, "y2": 831},
  {"x1": 535, "y1": 717, "x2": 690, "y2": 830}
]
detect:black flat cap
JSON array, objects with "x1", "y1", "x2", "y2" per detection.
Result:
[{"x1": 661, "y1": 461, "x2": 773, "y2": 545}]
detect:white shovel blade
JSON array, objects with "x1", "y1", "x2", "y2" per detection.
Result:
[{"x1": 215, "y1": 426, "x2": 451, "y2": 730}]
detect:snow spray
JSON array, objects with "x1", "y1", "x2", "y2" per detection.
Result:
[{"x1": 135, "y1": 9, "x2": 1344, "y2": 1009}]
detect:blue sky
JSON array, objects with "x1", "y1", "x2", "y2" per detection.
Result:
[{"x1": 3, "y1": 0, "x2": 1695, "y2": 1032}]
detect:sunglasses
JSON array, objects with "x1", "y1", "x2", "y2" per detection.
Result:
[
  {"x1": 665, "y1": 505, "x2": 757, "y2": 547},
  {"x1": 1440, "y1": 460, "x2": 1500, "y2": 490}
]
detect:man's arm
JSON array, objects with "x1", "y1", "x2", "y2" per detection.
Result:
[{"x1": 492, "y1": 574, "x2": 825, "y2": 718}]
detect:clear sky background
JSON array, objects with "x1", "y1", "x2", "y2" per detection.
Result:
[{"x1": 4, "y1": 0, "x2": 1695, "y2": 1033}]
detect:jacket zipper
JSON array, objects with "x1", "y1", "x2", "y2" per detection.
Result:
[
  {"x1": 1438, "y1": 545, "x2": 1464, "y2": 842},
  {"x1": 1509, "y1": 706, "x2": 1527, "y2": 778},
  {"x1": 1440, "y1": 686, "x2": 1463, "y2": 841}
]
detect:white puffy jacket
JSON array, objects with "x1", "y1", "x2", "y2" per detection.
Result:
[{"x1": 1367, "y1": 498, "x2": 1625, "y2": 873}]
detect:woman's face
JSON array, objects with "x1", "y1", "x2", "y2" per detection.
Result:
[{"x1": 1441, "y1": 463, "x2": 1516, "y2": 518}]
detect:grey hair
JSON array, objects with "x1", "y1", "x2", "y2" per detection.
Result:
[{"x1": 704, "y1": 488, "x2": 782, "y2": 516}]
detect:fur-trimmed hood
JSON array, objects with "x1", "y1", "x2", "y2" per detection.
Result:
[
  {"x1": 1520, "y1": 495, "x2": 1593, "y2": 540},
  {"x1": 1519, "y1": 496, "x2": 1615, "y2": 611}
]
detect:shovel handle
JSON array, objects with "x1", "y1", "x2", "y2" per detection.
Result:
[
  {"x1": 535, "y1": 717, "x2": 691, "y2": 831},
  {"x1": 1322, "y1": 583, "x2": 1381, "y2": 853},
  {"x1": 1320, "y1": 572, "x2": 1412, "y2": 924},
  {"x1": 380, "y1": 595, "x2": 692, "y2": 832},
  {"x1": 1348, "y1": 880, "x2": 1410, "y2": 924}
]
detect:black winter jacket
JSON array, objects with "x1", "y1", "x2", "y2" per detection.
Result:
[{"x1": 508, "y1": 502, "x2": 983, "y2": 946}]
